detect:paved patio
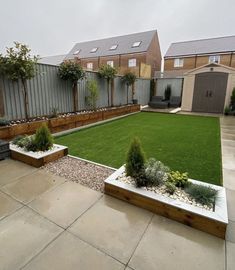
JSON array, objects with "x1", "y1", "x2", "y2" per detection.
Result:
[{"x1": 0, "y1": 116, "x2": 234, "y2": 269}]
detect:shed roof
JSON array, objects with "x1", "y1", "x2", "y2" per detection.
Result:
[
  {"x1": 165, "y1": 35, "x2": 235, "y2": 58},
  {"x1": 65, "y1": 30, "x2": 157, "y2": 60},
  {"x1": 38, "y1": 54, "x2": 66, "y2": 66}
]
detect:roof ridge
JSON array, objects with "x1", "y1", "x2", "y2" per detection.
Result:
[
  {"x1": 170, "y1": 34, "x2": 235, "y2": 45},
  {"x1": 74, "y1": 29, "x2": 157, "y2": 45}
]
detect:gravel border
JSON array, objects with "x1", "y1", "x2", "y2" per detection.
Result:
[{"x1": 42, "y1": 156, "x2": 115, "y2": 192}]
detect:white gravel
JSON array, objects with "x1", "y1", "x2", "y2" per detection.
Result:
[
  {"x1": 117, "y1": 172, "x2": 213, "y2": 211},
  {"x1": 42, "y1": 156, "x2": 115, "y2": 192}
]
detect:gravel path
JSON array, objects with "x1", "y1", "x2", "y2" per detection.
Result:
[{"x1": 42, "y1": 156, "x2": 115, "y2": 192}]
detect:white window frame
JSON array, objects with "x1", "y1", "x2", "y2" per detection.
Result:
[
  {"x1": 209, "y1": 55, "x2": 220, "y2": 64},
  {"x1": 87, "y1": 62, "x2": 93, "y2": 70},
  {"x1": 107, "y1": 60, "x2": 114, "y2": 67},
  {"x1": 132, "y1": 41, "x2": 141, "y2": 48},
  {"x1": 128, "y1": 59, "x2": 137, "y2": 67},
  {"x1": 109, "y1": 45, "x2": 118, "y2": 50},
  {"x1": 174, "y1": 58, "x2": 184, "y2": 68},
  {"x1": 90, "y1": 47, "x2": 98, "y2": 53}
]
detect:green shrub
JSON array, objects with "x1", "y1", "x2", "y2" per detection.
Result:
[
  {"x1": 164, "y1": 84, "x2": 171, "y2": 100},
  {"x1": 126, "y1": 137, "x2": 146, "y2": 178},
  {"x1": 86, "y1": 79, "x2": 99, "y2": 110},
  {"x1": 224, "y1": 106, "x2": 231, "y2": 115},
  {"x1": 23, "y1": 135, "x2": 38, "y2": 152},
  {"x1": 133, "y1": 168, "x2": 147, "y2": 188},
  {"x1": 12, "y1": 135, "x2": 26, "y2": 146},
  {"x1": 168, "y1": 171, "x2": 188, "y2": 188},
  {"x1": 185, "y1": 183, "x2": 217, "y2": 206},
  {"x1": 34, "y1": 123, "x2": 53, "y2": 151},
  {"x1": 0, "y1": 118, "x2": 10, "y2": 126},
  {"x1": 165, "y1": 181, "x2": 176, "y2": 195},
  {"x1": 145, "y1": 158, "x2": 169, "y2": 186},
  {"x1": 231, "y1": 87, "x2": 235, "y2": 110},
  {"x1": 49, "y1": 107, "x2": 59, "y2": 118}
]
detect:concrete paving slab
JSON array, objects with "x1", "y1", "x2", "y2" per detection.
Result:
[
  {"x1": 226, "y1": 220, "x2": 235, "y2": 243},
  {"x1": 69, "y1": 195, "x2": 152, "y2": 264},
  {"x1": 1, "y1": 170, "x2": 65, "y2": 204},
  {"x1": 22, "y1": 231, "x2": 125, "y2": 270},
  {"x1": 226, "y1": 241, "x2": 235, "y2": 270},
  {"x1": 0, "y1": 159, "x2": 37, "y2": 187},
  {"x1": 223, "y1": 168, "x2": 235, "y2": 190},
  {"x1": 0, "y1": 190, "x2": 22, "y2": 220},
  {"x1": 0, "y1": 207, "x2": 63, "y2": 270},
  {"x1": 221, "y1": 139, "x2": 235, "y2": 148},
  {"x1": 226, "y1": 189, "x2": 235, "y2": 221},
  {"x1": 221, "y1": 145, "x2": 235, "y2": 156},
  {"x1": 222, "y1": 154, "x2": 235, "y2": 170},
  {"x1": 221, "y1": 133, "x2": 235, "y2": 140},
  {"x1": 129, "y1": 215, "x2": 225, "y2": 270},
  {"x1": 29, "y1": 182, "x2": 102, "y2": 228}
]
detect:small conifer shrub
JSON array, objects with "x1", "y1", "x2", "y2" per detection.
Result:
[{"x1": 34, "y1": 123, "x2": 53, "y2": 151}]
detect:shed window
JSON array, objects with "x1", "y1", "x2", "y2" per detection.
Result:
[
  {"x1": 132, "y1": 41, "x2": 141, "y2": 48},
  {"x1": 87, "y1": 62, "x2": 93, "y2": 70},
  {"x1": 109, "y1": 45, "x2": 118, "y2": 50},
  {"x1": 174, "y1": 58, "x2": 184, "y2": 67},
  {"x1": 209, "y1": 55, "x2": 220, "y2": 64},
  {"x1": 107, "y1": 60, "x2": 114, "y2": 67},
  {"x1": 90, "y1": 47, "x2": 98, "y2": 53},
  {"x1": 128, "y1": 59, "x2": 136, "y2": 67}
]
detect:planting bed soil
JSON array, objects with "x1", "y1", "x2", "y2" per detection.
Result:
[
  {"x1": 42, "y1": 156, "x2": 115, "y2": 192},
  {"x1": 105, "y1": 166, "x2": 228, "y2": 239}
]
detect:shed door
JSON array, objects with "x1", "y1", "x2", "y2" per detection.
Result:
[{"x1": 192, "y1": 72, "x2": 228, "y2": 113}]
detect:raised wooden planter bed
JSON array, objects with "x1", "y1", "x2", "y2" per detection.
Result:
[
  {"x1": 0, "y1": 105, "x2": 140, "y2": 140},
  {"x1": 105, "y1": 166, "x2": 228, "y2": 239},
  {"x1": 10, "y1": 143, "x2": 68, "y2": 168}
]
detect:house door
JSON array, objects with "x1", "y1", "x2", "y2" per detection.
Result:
[{"x1": 192, "y1": 72, "x2": 228, "y2": 113}]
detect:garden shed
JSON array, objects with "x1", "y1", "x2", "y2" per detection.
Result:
[{"x1": 181, "y1": 63, "x2": 235, "y2": 113}]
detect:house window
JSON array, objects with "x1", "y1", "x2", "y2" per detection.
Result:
[
  {"x1": 73, "y1": 49, "x2": 80, "y2": 55},
  {"x1": 132, "y1": 41, "x2": 141, "y2": 48},
  {"x1": 174, "y1": 58, "x2": 184, "y2": 67},
  {"x1": 107, "y1": 60, "x2": 114, "y2": 67},
  {"x1": 209, "y1": 55, "x2": 220, "y2": 64},
  {"x1": 87, "y1": 62, "x2": 93, "y2": 70},
  {"x1": 109, "y1": 45, "x2": 118, "y2": 50},
  {"x1": 90, "y1": 47, "x2": 98, "y2": 53},
  {"x1": 128, "y1": 59, "x2": 136, "y2": 67}
]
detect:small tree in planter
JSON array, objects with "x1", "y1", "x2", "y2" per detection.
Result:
[
  {"x1": 98, "y1": 65, "x2": 117, "y2": 107},
  {"x1": 230, "y1": 87, "x2": 235, "y2": 111},
  {"x1": 58, "y1": 61, "x2": 85, "y2": 112},
  {"x1": 164, "y1": 84, "x2": 171, "y2": 101},
  {"x1": 126, "y1": 137, "x2": 146, "y2": 187},
  {"x1": 85, "y1": 79, "x2": 99, "y2": 110},
  {"x1": 34, "y1": 123, "x2": 54, "y2": 151},
  {"x1": 122, "y1": 72, "x2": 137, "y2": 104},
  {"x1": 0, "y1": 42, "x2": 38, "y2": 120}
]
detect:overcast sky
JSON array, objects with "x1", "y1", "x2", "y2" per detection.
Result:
[{"x1": 1, "y1": 0, "x2": 235, "y2": 58}]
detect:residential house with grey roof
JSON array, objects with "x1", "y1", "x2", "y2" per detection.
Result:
[
  {"x1": 164, "y1": 35, "x2": 235, "y2": 73},
  {"x1": 65, "y1": 30, "x2": 162, "y2": 78}
]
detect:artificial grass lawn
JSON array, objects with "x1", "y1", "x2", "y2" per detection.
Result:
[{"x1": 55, "y1": 112, "x2": 222, "y2": 185}]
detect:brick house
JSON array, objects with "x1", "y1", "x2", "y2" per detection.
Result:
[
  {"x1": 64, "y1": 30, "x2": 162, "y2": 78},
  {"x1": 164, "y1": 35, "x2": 235, "y2": 73}
]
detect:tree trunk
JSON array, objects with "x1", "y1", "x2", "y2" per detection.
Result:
[
  {"x1": 21, "y1": 79, "x2": 29, "y2": 120},
  {"x1": 107, "y1": 79, "x2": 110, "y2": 107},
  {"x1": 126, "y1": 85, "x2": 129, "y2": 105},
  {"x1": 111, "y1": 78, "x2": 114, "y2": 107},
  {"x1": 73, "y1": 81, "x2": 78, "y2": 112},
  {"x1": 131, "y1": 82, "x2": 135, "y2": 100}
]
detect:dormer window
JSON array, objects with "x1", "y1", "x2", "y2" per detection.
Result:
[
  {"x1": 109, "y1": 45, "x2": 118, "y2": 50},
  {"x1": 73, "y1": 50, "x2": 80, "y2": 55},
  {"x1": 174, "y1": 58, "x2": 184, "y2": 68},
  {"x1": 90, "y1": 47, "x2": 98, "y2": 53},
  {"x1": 209, "y1": 55, "x2": 220, "y2": 64},
  {"x1": 132, "y1": 41, "x2": 141, "y2": 48}
]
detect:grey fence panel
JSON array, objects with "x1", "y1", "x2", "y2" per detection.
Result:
[
  {"x1": 1, "y1": 64, "x2": 151, "y2": 120},
  {"x1": 156, "y1": 78, "x2": 183, "y2": 97}
]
